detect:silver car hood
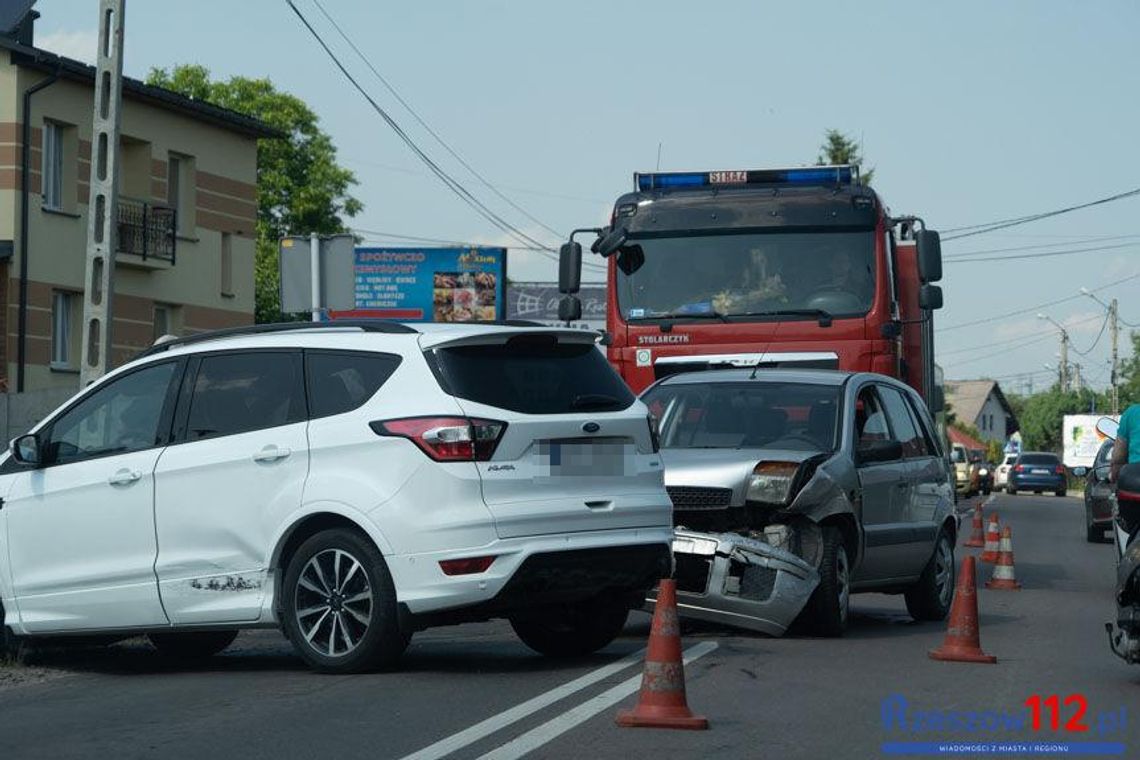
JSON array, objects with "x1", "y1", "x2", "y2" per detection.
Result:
[{"x1": 659, "y1": 447, "x2": 822, "y2": 505}]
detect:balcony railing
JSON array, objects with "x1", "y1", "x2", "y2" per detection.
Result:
[{"x1": 117, "y1": 197, "x2": 177, "y2": 264}]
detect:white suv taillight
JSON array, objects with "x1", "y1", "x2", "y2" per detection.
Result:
[{"x1": 372, "y1": 417, "x2": 506, "y2": 462}]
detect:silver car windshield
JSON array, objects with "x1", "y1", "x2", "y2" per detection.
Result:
[{"x1": 643, "y1": 381, "x2": 841, "y2": 452}]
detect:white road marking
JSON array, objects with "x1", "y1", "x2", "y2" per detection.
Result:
[
  {"x1": 476, "y1": 640, "x2": 719, "y2": 760},
  {"x1": 399, "y1": 647, "x2": 647, "y2": 760}
]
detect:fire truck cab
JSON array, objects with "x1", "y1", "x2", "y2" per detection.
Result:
[{"x1": 558, "y1": 166, "x2": 945, "y2": 411}]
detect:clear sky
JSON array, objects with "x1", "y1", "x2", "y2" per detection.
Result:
[{"x1": 32, "y1": 0, "x2": 1140, "y2": 393}]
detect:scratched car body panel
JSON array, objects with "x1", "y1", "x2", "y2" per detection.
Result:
[{"x1": 641, "y1": 368, "x2": 958, "y2": 635}]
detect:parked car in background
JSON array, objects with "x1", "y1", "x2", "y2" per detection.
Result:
[
  {"x1": 1074, "y1": 440, "x2": 1115, "y2": 542},
  {"x1": 642, "y1": 369, "x2": 958, "y2": 638},
  {"x1": 995, "y1": 454, "x2": 1018, "y2": 489},
  {"x1": 0, "y1": 322, "x2": 673, "y2": 673},
  {"x1": 1007, "y1": 451, "x2": 1067, "y2": 497}
]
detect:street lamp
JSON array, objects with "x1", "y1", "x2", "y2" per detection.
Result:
[
  {"x1": 1079, "y1": 286, "x2": 1120, "y2": 414},
  {"x1": 1037, "y1": 314, "x2": 1070, "y2": 391}
]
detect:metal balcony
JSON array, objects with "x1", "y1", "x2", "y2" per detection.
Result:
[{"x1": 116, "y1": 197, "x2": 177, "y2": 264}]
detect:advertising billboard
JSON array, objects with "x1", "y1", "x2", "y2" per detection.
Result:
[
  {"x1": 1063, "y1": 414, "x2": 1118, "y2": 468},
  {"x1": 329, "y1": 246, "x2": 506, "y2": 322},
  {"x1": 507, "y1": 282, "x2": 606, "y2": 331}
]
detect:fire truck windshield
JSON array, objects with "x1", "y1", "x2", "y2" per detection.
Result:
[{"x1": 616, "y1": 230, "x2": 876, "y2": 322}]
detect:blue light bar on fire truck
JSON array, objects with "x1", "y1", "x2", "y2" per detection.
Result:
[{"x1": 634, "y1": 165, "x2": 855, "y2": 192}]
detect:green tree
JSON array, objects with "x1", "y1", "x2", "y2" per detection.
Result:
[
  {"x1": 1008, "y1": 387, "x2": 1110, "y2": 452},
  {"x1": 146, "y1": 65, "x2": 362, "y2": 323},
  {"x1": 1118, "y1": 330, "x2": 1140, "y2": 407},
  {"x1": 817, "y1": 129, "x2": 874, "y2": 185}
]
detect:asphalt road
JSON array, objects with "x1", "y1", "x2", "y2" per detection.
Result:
[{"x1": 2, "y1": 492, "x2": 1137, "y2": 759}]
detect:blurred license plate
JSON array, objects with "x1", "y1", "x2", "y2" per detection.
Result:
[
  {"x1": 1032, "y1": 468, "x2": 1049, "y2": 474},
  {"x1": 540, "y1": 439, "x2": 631, "y2": 477}
]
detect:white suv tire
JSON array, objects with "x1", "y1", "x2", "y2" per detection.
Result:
[{"x1": 281, "y1": 528, "x2": 408, "y2": 674}]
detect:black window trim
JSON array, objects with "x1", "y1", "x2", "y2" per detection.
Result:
[
  {"x1": 169, "y1": 347, "x2": 307, "y2": 446},
  {"x1": 303, "y1": 347, "x2": 403, "y2": 421},
  {"x1": 25, "y1": 357, "x2": 187, "y2": 471}
]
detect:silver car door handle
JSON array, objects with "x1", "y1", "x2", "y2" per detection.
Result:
[
  {"x1": 108, "y1": 469, "x2": 142, "y2": 485},
  {"x1": 252, "y1": 446, "x2": 292, "y2": 463}
]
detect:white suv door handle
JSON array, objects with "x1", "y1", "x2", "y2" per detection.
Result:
[
  {"x1": 108, "y1": 469, "x2": 142, "y2": 485},
  {"x1": 252, "y1": 445, "x2": 292, "y2": 463}
]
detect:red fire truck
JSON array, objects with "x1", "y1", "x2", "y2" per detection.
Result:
[{"x1": 558, "y1": 166, "x2": 945, "y2": 408}]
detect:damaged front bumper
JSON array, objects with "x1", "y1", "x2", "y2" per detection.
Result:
[{"x1": 649, "y1": 529, "x2": 820, "y2": 636}]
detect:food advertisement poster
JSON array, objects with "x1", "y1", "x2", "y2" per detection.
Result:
[{"x1": 328, "y1": 247, "x2": 506, "y2": 322}]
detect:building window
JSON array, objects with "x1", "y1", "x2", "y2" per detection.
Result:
[
  {"x1": 153, "y1": 303, "x2": 181, "y2": 342},
  {"x1": 220, "y1": 232, "x2": 234, "y2": 296},
  {"x1": 167, "y1": 152, "x2": 195, "y2": 234},
  {"x1": 42, "y1": 121, "x2": 65, "y2": 209},
  {"x1": 168, "y1": 156, "x2": 180, "y2": 214},
  {"x1": 51, "y1": 291, "x2": 73, "y2": 367}
]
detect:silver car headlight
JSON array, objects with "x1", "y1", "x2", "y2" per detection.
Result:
[{"x1": 746, "y1": 461, "x2": 800, "y2": 506}]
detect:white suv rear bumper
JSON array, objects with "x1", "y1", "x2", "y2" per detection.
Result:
[{"x1": 388, "y1": 525, "x2": 674, "y2": 615}]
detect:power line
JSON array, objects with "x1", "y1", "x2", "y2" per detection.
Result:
[
  {"x1": 309, "y1": 0, "x2": 565, "y2": 242},
  {"x1": 937, "y1": 271, "x2": 1140, "y2": 333},
  {"x1": 1071, "y1": 312, "x2": 1111, "y2": 357},
  {"x1": 944, "y1": 241, "x2": 1138, "y2": 265},
  {"x1": 943, "y1": 234, "x2": 1140, "y2": 259},
  {"x1": 285, "y1": 0, "x2": 555, "y2": 254},
  {"x1": 343, "y1": 157, "x2": 609, "y2": 205},
  {"x1": 941, "y1": 186, "x2": 1140, "y2": 241}
]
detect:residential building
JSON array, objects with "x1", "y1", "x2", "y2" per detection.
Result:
[
  {"x1": 0, "y1": 12, "x2": 278, "y2": 392},
  {"x1": 944, "y1": 379, "x2": 1019, "y2": 443}
]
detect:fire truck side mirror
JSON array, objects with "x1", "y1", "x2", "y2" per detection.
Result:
[
  {"x1": 915, "y1": 229, "x2": 943, "y2": 283},
  {"x1": 558, "y1": 295, "x2": 583, "y2": 322},
  {"x1": 930, "y1": 386, "x2": 945, "y2": 413},
  {"x1": 559, "y1": 241, "x2": 582, "y2": 294},
  {"x1": 596, "y1": 228, "x2": 628, "y2": 258},
  {"x1": 919, "y1": 284, "x2": 943, "y2": 311}
]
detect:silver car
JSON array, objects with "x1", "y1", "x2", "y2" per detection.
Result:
[{"x1": 642, "y1": 369, "x2": 958, "y2": 636}]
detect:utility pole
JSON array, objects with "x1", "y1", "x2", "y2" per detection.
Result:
[
  {"x1": 1038, "y1": 313, "x2": 1070, "y2": 393},
  {"x1": 1110, "y1": 297, "x2": 1119, "y2": 414},
  {"x1": 1071, "y1": 362, "x2": 1082, "y2": 394},
  {"x1": 80, "y1": 0, "x2": 125, "y2": 386},
  {"x1": 1059, "y1": 331, "x2": 1069, "y2": 392}
]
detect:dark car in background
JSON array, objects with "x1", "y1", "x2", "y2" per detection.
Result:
[
  {"x1": 1007, "y1": 451, "x2": 1067, "y2": 497},
  {"x1": 1076, "y1": 440, "x2": 1115, "y2": 542}
]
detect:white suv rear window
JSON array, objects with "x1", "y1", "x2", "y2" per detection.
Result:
[{"x1": 428, "y1": 334, "x2": 634, "y2": 414}]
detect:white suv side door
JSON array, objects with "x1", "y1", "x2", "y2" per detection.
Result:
[
  {"x1": 4, "y1": 360, "x2": 182, "y2": 632},
  {"x1": 152, "y1": 350, "x2": 309, "y2": 624}
]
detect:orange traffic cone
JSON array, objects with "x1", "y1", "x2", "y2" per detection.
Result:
[
  {"x1": 985, "y1": 527, "x2": 1022, "y2": 590},
  {"x1": 980, "y1": 514, "x2": 1001, "y2": 563},
  {"x1": 964, "y1": 503, "x2": 986, "y2": 548},
  {"x1": 616, "y1": 579, "x2": 709, "y2": 730},
  {"x1": 929, "y1": 555, "x2": 997, "y2": 664}
]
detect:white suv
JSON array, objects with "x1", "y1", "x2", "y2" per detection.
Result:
[{"x1": 0, "y1": 321, "x2": 673, "y2": 673}]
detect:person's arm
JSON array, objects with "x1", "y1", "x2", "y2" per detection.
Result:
[{"x1": 1110, "y1": 431, "x2": 1129, "y2": 482}]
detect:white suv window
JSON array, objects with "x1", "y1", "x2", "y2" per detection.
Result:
[
  {"x1": 46, "y1": 362, "x2": 179, "y2": 465},
  {"x1": 305, "y1": 350, "x2": 401, "y2": 419},
  {"x1": 429, "y1": 335, "x2": 634, "y2": 414},
  {"x1": 183, "y1": 352, "x2": 305, "y2": 441}
]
